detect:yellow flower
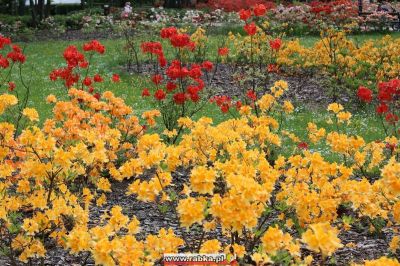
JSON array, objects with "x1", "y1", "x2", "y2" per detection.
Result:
[
  {"x1": 301, "y1": 222, "x2": 343, "y2": 257},
  {"x1": 261, "y1": 226, "x2": 292, "y2": 254},
  {"x1": 337, "y1": 111, "x2": 352, "y2": 123},
  {"x1": 0, "y1": 94, "x2": 18, "y2": 114},
  {"x1": 190, "y1": 166, "x2": 216, "y2": 194},
  {"x1": 46, "y1": 94, "x2": 57, "y2": 103},
  {"x1": 176, "y1": 197, "x2": 205, "y2": 228},
  {"x1": 283, "y1": 101, "x2": 294, "y2": 113},
  {"x1": 200, "y1": 239, "x2": 220, "y2": 253},
  {"x1": 327, "y1": 103, "x2": 344, "y2": 114},
  {"x1": 97, "y1": 177, "x2": 111, "y2": 192},
  {"x1": 361, "y1": 257, "x2": 400, "y2": 266},
  {"x1": 389, "y1": 236, "x2": 400, "y2": 253},
  {"x1": 22, "y1": 108, "x2": 39, "y2": 122}
]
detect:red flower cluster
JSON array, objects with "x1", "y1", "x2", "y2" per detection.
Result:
[
  {"x1": 83, "y1": 40, "x2": 105, "y2": 54},
  {"x1": 246, "y1": 90, "x2": 257, "y2": 101},
  {"x1": 357, "y1": 86, "x2": 373, "y2": 103},
  {"x1": 218, "y1": 47, "x2": 229, "y2": 56},
  {"x1": 269, "y1": 38, "x2": 282, "y2": 51},
  {"x1": 210, "y1": 95, "x2": 242, "y2": 113},
  {"x1": 0, "y1": 36, "x2": 12, "y2": 49},
  {"x1": 0, "y1": 36, "x2": 25, "y2": 91},
  {"x1": 0, "y1": 37, "x2": 25, "y2": 70},
  {"x1": 253, "y1": 4, "x2": 267, "y2": 16},
  {"x1": 159, "y1": 27, "x2": 195, "y2": 50},
  {"x1": 7, "y1": 45, "x2": 26, "y2": 63},
  {"x1": 50, "y1": 40, "x2": 106, "y2": 92},
  {"x1": 244, "y1": 22, "x2": 257, "y2": 36},
  {"x1": 141, "y1": 42, "x2": 166, "y2": 67},
  {"x1": 358, "y1": 79, "x2": 400, "y2": 125}
]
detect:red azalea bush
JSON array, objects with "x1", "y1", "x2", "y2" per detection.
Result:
[
  {"x1": 0, "y1": 36, "x2": 25, "y2": 91},
  {"x1": 357, "y1": 80, "x2": 400, "y2": 136},
  {"x1": 210, "y1": 4, "x2": 283, "y2": 116},
  {"x1": 140, "y1": 27, "x2": 213, "y2": 143},
  {"x1": 50, "y1": 40, "x2": 120, "y2": 98}
]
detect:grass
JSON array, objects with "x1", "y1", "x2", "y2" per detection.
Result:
[{"x1": 6, "y1": 32, "x2": 395, "y2": 156}]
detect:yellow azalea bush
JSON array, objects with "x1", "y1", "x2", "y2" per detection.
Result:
[{"x1": 277, "y1": 29, "x2": 400, "y2": 95}]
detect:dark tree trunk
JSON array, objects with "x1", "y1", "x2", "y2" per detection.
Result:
[
  {"x1": 18, "y1": 0, "x2": 26, "y2": 15},
  {"x1": 45, "y1": 0, "x2": 51, "y2": 17},
  {"x1": 38, "y1": 0, "x2": 44, "y2": 20},
  {"x1": 29, "y1": 0, "x2": 38, "y2": 26}
]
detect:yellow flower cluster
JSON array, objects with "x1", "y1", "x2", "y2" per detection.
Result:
[{"x1": 278, "y1": 30, "x2": 400, "y2": 87}]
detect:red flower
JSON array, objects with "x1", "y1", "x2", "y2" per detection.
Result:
[
  {"x1": 160, "y1": 27, "x2": 178, "y2": 39},
  {"x1": 298, "y1": 142, "x2": 309, "y2": 150},
  {"x1": 151, "y1": 74, "x2": 163, "y2": 85},
  {"x1": 0, "y1": 36, "x2": 11, "y2": 49},
  {"x1": 269, "y1": 38, "x2": 282, "y2": 51},
  {"x1": 202, "y1": 61, "x2": 214, "y2": 71},
  {"x1": 376, "y1": 103, "x2": 389, "y2": 114},
  {"x1": 218, "y1": 47, "x2": 229, "y2": 56},
  {"x1": 166, "y1": 82, "x2": 177, "y2": 92},
  {"x1": 79, "y1": 61, "x2": 89, "y2": 68},
  {"x1": 112, "y1": 74, "x2": 120, "y2": 83},
  {"x1": 0, "y1": 55, "x2": 9, "y2": 68},
  {"x1": 189, "y1": 65, "x2": 202, "y2": 79},
  {"x1": 239, "y1": 9, "x2": 252, "y2": 20},
  {"x1": 246, "y1": 90, "x2": 257, "y2": 101},
  {"x1": 63, "y1": 45, "x2": 85, "y2": 67},
  {"x1": 187, "y1": 41, "x2": 196, "y2": 51},
  {"x1": 357, "y1": 86, "x2": 373, "y2": 103},
  {"x1": 7, "y1": 48, "x2": 26, "y2": 63},
  {"x1": 173, "y1": 92, "x2": 186, "y2": 104},
  {"x1": 385, "y1": 113, "x2": 399, "y2": 124},
  {"x1": 220, "y1": 104, "x2": 230, "y2": 113},
  {"x1": 190, "y1": 92, "x2": 200, "y2": 102},
  {"x1": 386, "y1": 143, "x2": 396, "y2": 152},
  {"x1": 267, "y1": 64, "x2": 279, "y2": 73},
  {"x1": 170, "y1": 34, "x2": 190, "y2": 48},
  {"x1": 83, "y1": 40, "x2": 105, "y2": 54},
  {"x1": 253, "y1": 4, "x2": 267, "y2": 16},
  {"x1": 8, "y1": 81, "x2": 15, "y2": 92},
  {"x1": 154, "y1": 89, "x2": 166, "y2": 101},
  {"x1": 244, "y1": 22, "x2": 257, "y2": 36},
  {"x1": 141, "y1": 42, "x2": 163, "y2": 56},
  {"x1": 94, "y1": 74, "x2": 103, "y2": 82},
  {"x1": 158, "y1": 55, "x2": 167, "y2": 67},
  {"x1": 93, "y1": 92, "x2": 101, "y2": 100},
  {"x1": 235, "y1": 100, "x2": 242, "y2": 110},
  {"x1": 88, "y1": 87, "x2": 94, "y2": 93},
  {"x1": 83, "y1": 77, "x2": 92, "y2": 86},
  {"x1": 142, "y1": 88, "x2": 151, "y2": 97}
]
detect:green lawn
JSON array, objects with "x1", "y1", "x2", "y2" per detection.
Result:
[{"x1": 8, "y1": 33, "x2": 393, "y2": 154}]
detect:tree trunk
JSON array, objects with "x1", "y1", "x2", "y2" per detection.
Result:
[
  {"x1": 45, "y1": 0, "x2": 51, "y2": 17},
  {"x1": 18, "y1": 0, "x2": 26, "y2": 16},
  {"x1": 38, "y1": 0, "x2": 44, "y2": 21},
  {"x1": 29, "y1": 0, "x2": 38, "y2": 26}
]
